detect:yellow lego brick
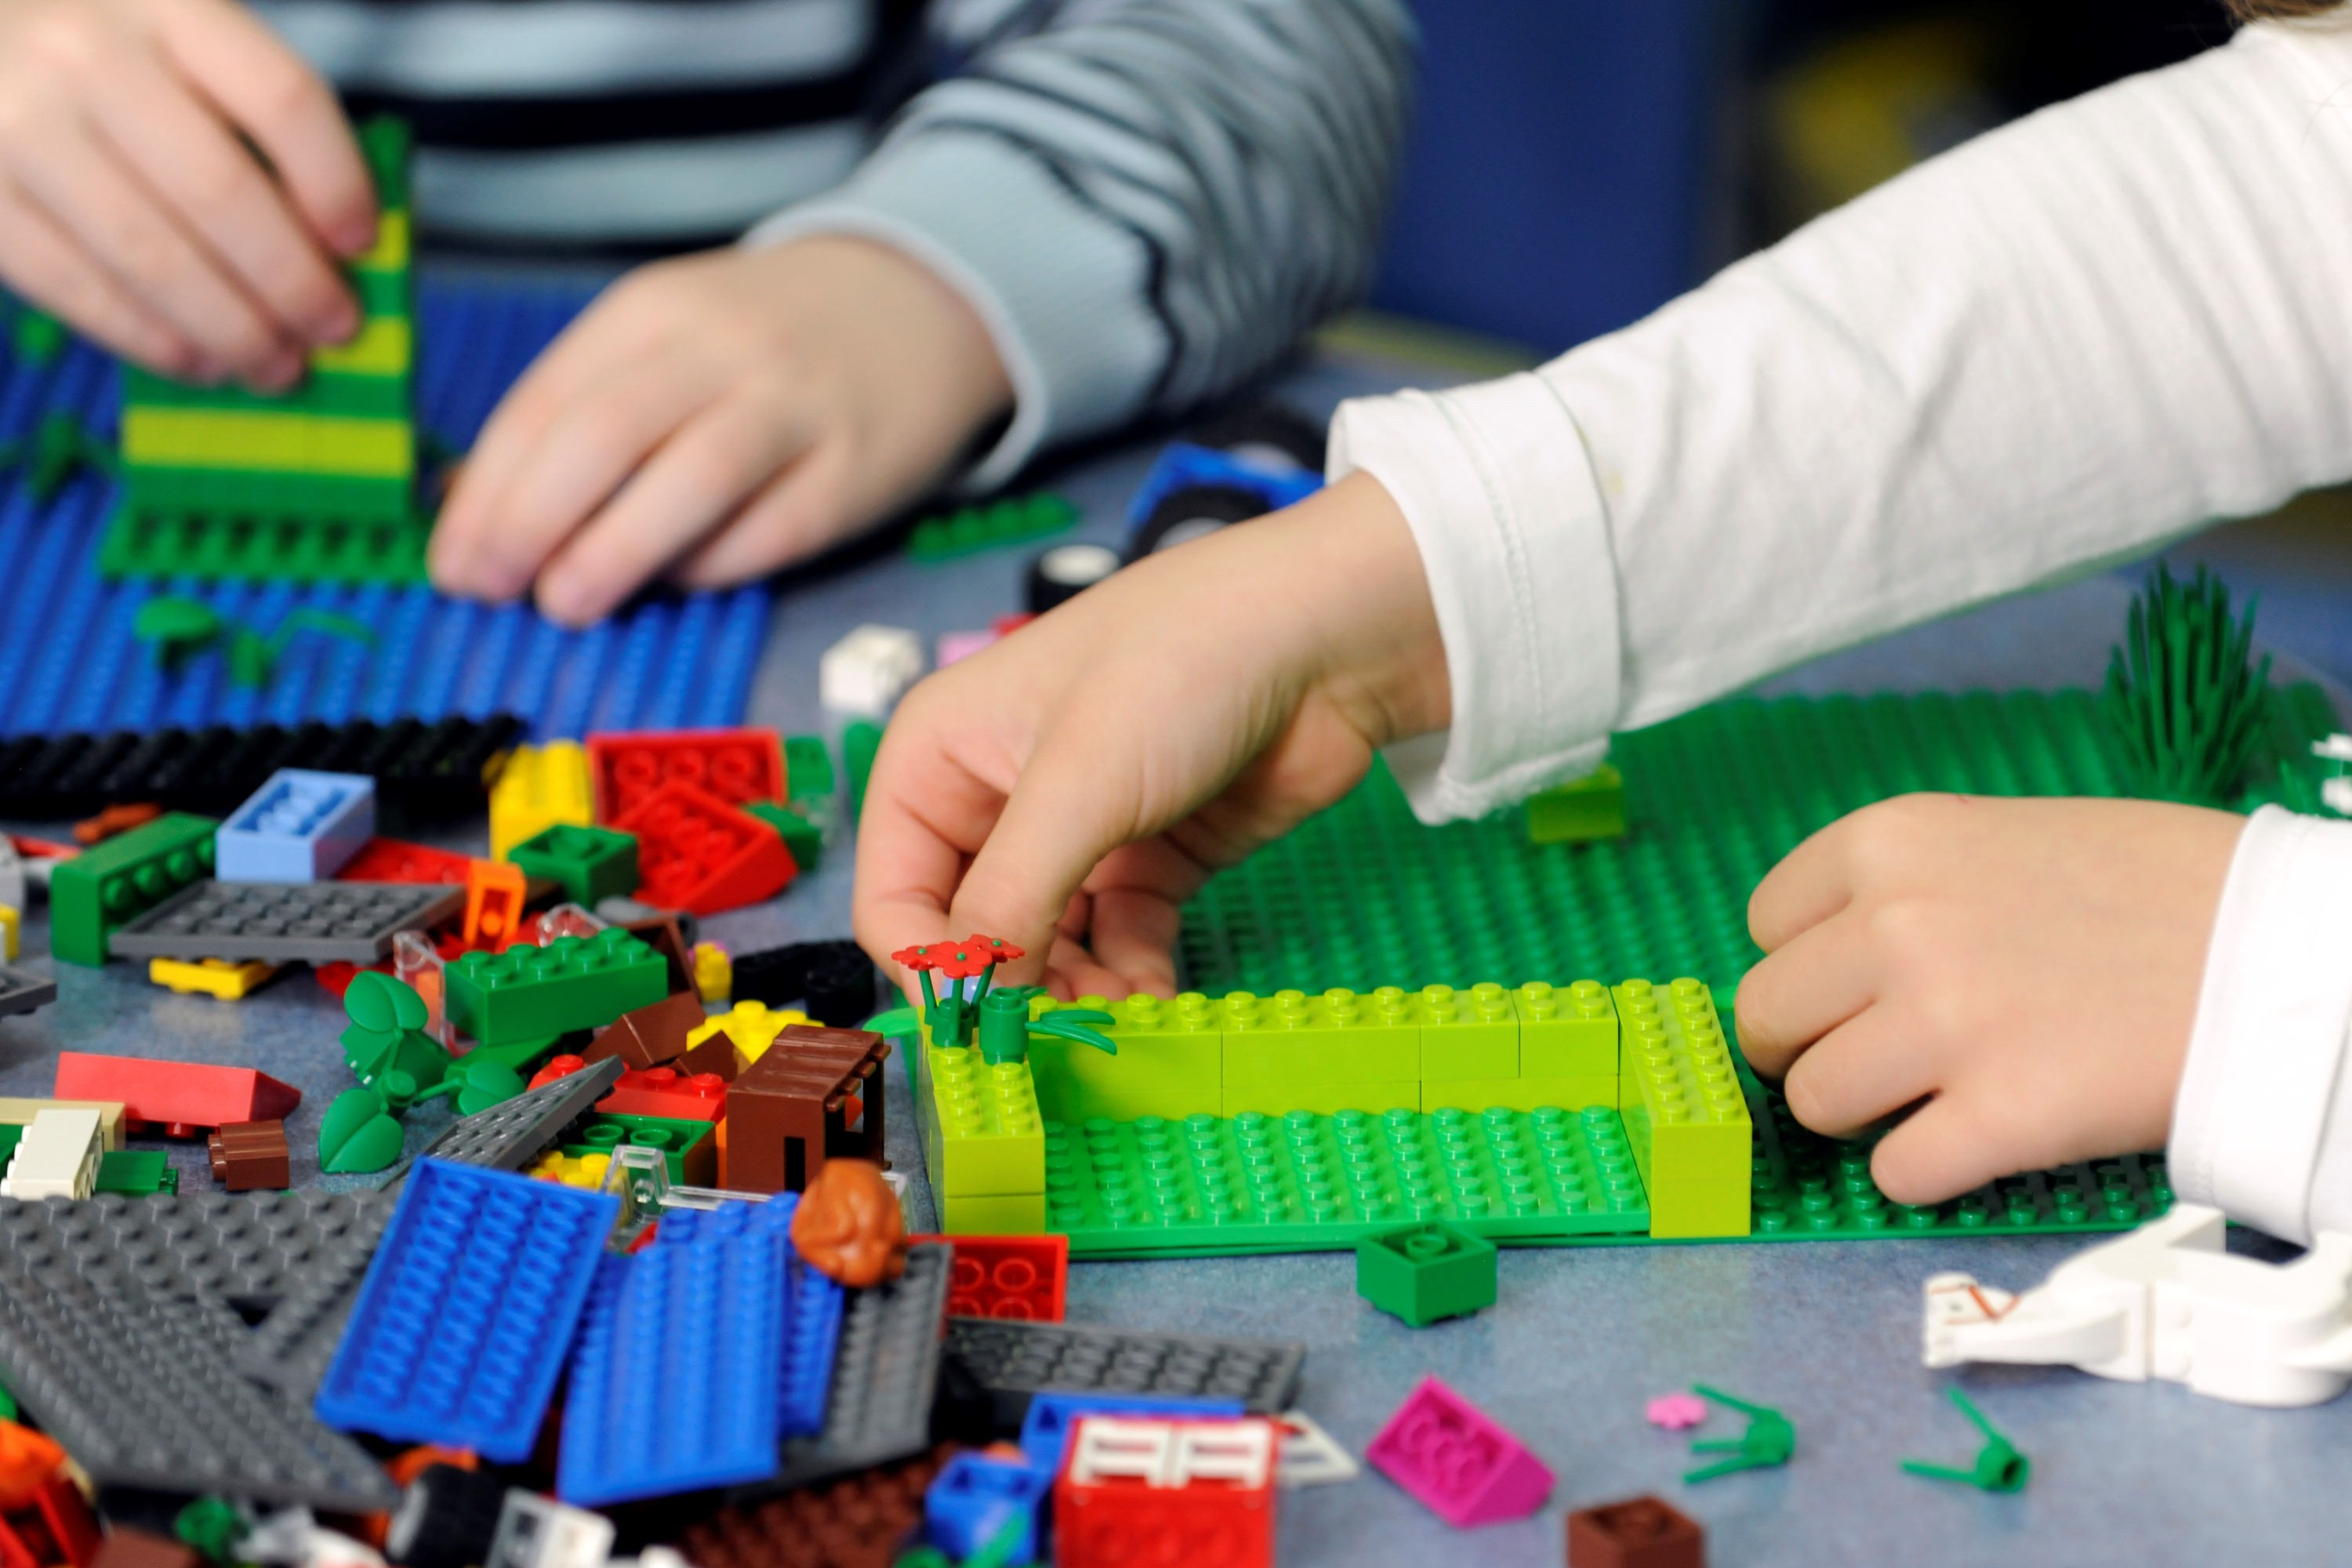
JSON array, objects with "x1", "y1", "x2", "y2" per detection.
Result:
[
  {"x1": 1417, "y1": 982, "x2": 1520, "y2": 1078},
  {"x1": 1646, "y1": 1179, "x2": 1752, "y2": 1240},
  {"x1": 1516, "y1": 979, "x2": 1620, "y2": 1076},
  {"x1": 1028, "y1": 991, "x2": 1221, "y2": 1123},
  {"x1": 0, "y1": 1098, "x2": 127, "y2": 1151},
  {"x1": 528, "y1": 1149, "x2": 611, "y2": 1189},
  {"x1": 489, "y1": 741, "x2": 593, "y2": 858},
  {"x1": 940, "y1": 1192, "x2": 1047, "y2": 1235},
  {"x1": 684, "y1": 1000, "x2": 810, "y2": 1067},
  {"x1": 928, "y1": 1043, "x2": 1044, "y2": 1196},
  {"x1": 1220, "y1": 987, "x2": 1419, "y2": 1087},
  {"x1": 148, "y1": 956, "x2": 280, "y2": 1000},
  {"x1": 309, "y1": 315, "x2": 412, "y2": 378},
  {"x1": 0, "y1": 904, "x2": 15, "y2": 962},
  {"x1": 1220, "y1": 1081, "x2": 1421, "y2": 1118},
  {"x1": 1614, "y1": 978, "x2": 1751, "y2": 1238},
  {"x1": 693, "y1": 942, "x2": 731, "y2": 1007},
  {"x1": 354, "y1": 207, "x2": 410, "y2": 272},
  {"x1": 121, "y1": 408, "x2": 413, "y2": 477},
  {"x1": 1419, "y1": 1074, "x2": 1617, "y2": 1114}
]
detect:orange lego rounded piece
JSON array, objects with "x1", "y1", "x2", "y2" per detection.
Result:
[
  {"x1": 0, "y1": 1418, "x2": 67, "y2": 1508},
  {"x1": 789, "y1": 1158, "x2": 907, "y2": 1288}
]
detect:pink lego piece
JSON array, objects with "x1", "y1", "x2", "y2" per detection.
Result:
[
  {"x1": 937, "y1": 629, "x2": 1000, "y2": 667},
  {"x1": 1646, "y1": 1392, "x2": 1708, "y2": 1431},
  {"x1": 1365, "y1": 1376, "x2": 1553, "y2": 1527}
]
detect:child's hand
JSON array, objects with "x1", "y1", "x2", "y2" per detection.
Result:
[
  {"x1": 1735, "y1": 794, "x2": 2245, "y2": 1204},
  {"x1": 0, "y1": 0, "x2": 374, "y2": 388},
  {"x1": 429, "y1": 237, "x2": 1015, "y2": 626},
  {"x1": 852, "y1": 472, "x2": 1449, "y2": 998}
]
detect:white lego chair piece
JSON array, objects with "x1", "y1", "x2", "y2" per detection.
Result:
[
  {"x1": 1272, "y1": 1410, "x2": 1359, "y2": 1489},
  {"x1": 819, "y1": 624, "x2": 926, "y2": 717},
  {"x1": 1, "y1": 1106, "x2": 103, "y2": 1200},
  {"x1": 1923, "y1": 1203, "x2": 2352, "y2": 1407}
]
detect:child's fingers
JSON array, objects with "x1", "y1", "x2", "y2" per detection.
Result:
[
  {"x1": 664, "y1": 436, "x2": 855, "y2": 590},
  {"x1": 0, "y1": 177, "x2": 203, "y2": 375},
  {"x1": 854, "y1": 720, "x2": 1021, "y2": 977},
  {"x1": 1866, "y1": 1092, "x2": 2002, "y2": 1207},
  {"x1": 1777, "y1": 1002, "x2": 1944, "y2": 1141},
  {"x1": 154, "y1": 0, "x2": 376, "y2": 256},
  {"x1": 1731, "y1": 912, "x2": 1875, "y2": 1077},
  {"x1": 1747, "y1": 815, "x2": 1860, "y2": 952}
]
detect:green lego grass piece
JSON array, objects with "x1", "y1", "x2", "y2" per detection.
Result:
[
  {"x1": 95, "y1": 1149, "x2": 177, "y2": 1196},
  {"x1": 906, "y1": 491, "x2": 1077, "y2": 562},
  {"x1": 445, "y1": 927, "x2": 668, "y2": 1047},
  {"x1": 1416, "y1": 982, "x2": 1520, "y2": 1078},
  {"x1": 1044, "y1": 1104, "x2": 1651, "y2": 1256},
  {"x1": 2105, "y1": 562, "x2": 2272, "y2": 805},
  {"x1": 743, "y1": 802, "x2": 822, "y2": 873},
  {"x1": 784, "y1": 734, "x2": 834, "y2": 800},
  {"x1": 1356, "y1": 1220, "x2": 1498, "y2": 1327},
  {"x1": 1029, "y1": 993, "x2": 1222, "y2": 1122},
  {"x1": 95, "y1": 505, "x2": 432, "y2": 585},
  {"x1": 1524, "y1": 762, "x2": 1626, "y2": 843},
  {"x1": 49, "y1": 811, "x2": 217, "y2": 967},
  {"x1": 927, "y1": 1040, "x2": 1044, "y2": 1196},
  {"x1": 566, "y1": 1112, "x2": 716, "y2": 1188},
  {"x1": 1177, "y1": 685, "x2": 2342, "y2": 993},
  {"x1": 1615, "y1": 979, "x2": 1749, "y2": 1238},
  {"x1": 506, "y1": 822, "x2": 640, "y2": 906},
  {"x1": 1220, "y1": 987, "x2": 1420, "y2": 1088}
]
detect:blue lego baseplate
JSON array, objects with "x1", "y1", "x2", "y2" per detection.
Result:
[
  {"x1": 314, "y1": 1158, "x2": 618, "y2": 1461},
  {"x1": 0, "y1": 281, "x2": 769, "y2": 741}
]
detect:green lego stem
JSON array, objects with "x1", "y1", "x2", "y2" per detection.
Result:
[
  {"x1": 1899, "y1": 1459, "x2": 1980, "y2": 1484},
  {"x1": 1682, "y1": 1455, "x2": 1773, "y2": 1483},
  {"x1": 1029, "y1": 1011, "x2": 1118, "y2": 1055},
  {"x1": 1693, "y1": 1384, "x2": 1769, "y2": 1418},
  {"x1": 916, "y1": 971, "x2": 938, "y2": 1014},
  {"x1": 1948, "y1": 1387, "x2": 2003, "y2": 1443}
]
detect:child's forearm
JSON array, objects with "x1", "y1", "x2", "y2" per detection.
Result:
[{"x1": 1338, "y1": 21, "x2": 2352, "y2": 824}]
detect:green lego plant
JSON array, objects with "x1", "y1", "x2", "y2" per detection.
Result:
[
  {"x1": 11, "y1": 307, "x2": 65, "y2": 368},
  {"x1": 133, "y1": 595, "x2": 374, "y2": 690},
  {"x1": 1683, "y1": 1385, "x2": 1796, "y2": 1482},
  {"x1": 323, "y1": 973, "x2": 527, "y2": 1173},
  {"x1": 0, "y1": 411, "x2": 115, "y2": 503},
  {"x1": 2103, "y1": 562, "x2": 2272, "y2": 805},
  {"x1": 1900, "y1": 1388, "x2": 2029, "y2": 1493},
  {"x1": 870, "y1": 935, "x2": 1116, "y2": 1065}
]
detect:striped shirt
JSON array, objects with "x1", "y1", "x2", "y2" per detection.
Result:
[{"x1": 252, "y1": 0, "x2": 1415, "y2": 481}]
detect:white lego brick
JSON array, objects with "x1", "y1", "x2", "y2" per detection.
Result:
[
  {"x1": 819, "y1": 624, "x2": 926, "y2": 717},
  {"x1": 0, "y1": 839, "x2": 22, "y2": 916},
  {"x1": 2, "y1": 1106, "x2": 104, "y2": 1200},
  {"x1": 485, "y1": 1492, "x2": 612, "y2": 1568}
]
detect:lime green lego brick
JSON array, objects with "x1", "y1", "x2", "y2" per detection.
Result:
[
  {"x1": 1420, "y1": 1075, "x2": 1617, "y2": 1114},
  {"x1": 943, "y1": 1192, "x2": 1047, "y2": 1234},
  {"x1": 1646, "y1": 1180, "x2": 1751, "y2": 1240},
  {"x1": 1027, "y1": 993, "x2": 1221, "y2": 1123},
  {"x1": 1221, "y1": 1081, "x2": 1421, "y2": 1118},
  {"x1": 49, "y1": 811, "x2": 217, "y2": 967},
  {"x1": 95, "y1": 504, "x2": 431, "y2": 585},
  {"x1": 307, "y1": 316, "x2": 412, "y2": 379},
  {"x1": 1516, "y1": 979, "x2": 1619, "y2": 1077},
  {"x1": 1524, "y1": 762, "x2": 1627, "y2": 843},
  {"x1": 1415, "y1": 982, "x2": 1520, "y2": 1078},
  {"x1": 506, "y1": 822, "x2": 640, "y2": 906},
  {"x1": 1044, "y1": 1105, "x2": 1650, "y2": 1255},
  {"x1": 123, "y1": 408, "x2": 412, "y2": 478},
  {"x1": 445, "y1": 927, "x2": 669, "y2": 1047},
  {"x1": 927, "y1": 1042, "x2": 1044, "y2": 1196},
  {"x1": 1615, "y1": 978, "x2": 1750, "y2": 1237},
  {"x1": 1219, "y1": 987, "x2": 1419, "y2": 1087}
]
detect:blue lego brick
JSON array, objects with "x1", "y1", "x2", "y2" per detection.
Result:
[
  {"x1": 777, "y1": 1203, "x2": 847, "y2": 1439},
  {"x1": 314, "y1": 1157, "x2": 617, "y2": 1461},
  {"x1": 1125, "y1": 441, "x2": 1320, "y2": 534},
  {"x1": 216, "y1": 767, "x2": 374, "y2": 880},
  {"x1": 0, "y1": 282, "x2": 770, "y2": 741},
  {"x1": 558, "y1": 1200, "x2": 787, "y2": 1506},
  {"x1": 1016, "y1": 1391, "x2": 1247, "y2": 1473},
  {"x1": 926, "y1": 1452, "x2": 1051, "y2": 1565}
]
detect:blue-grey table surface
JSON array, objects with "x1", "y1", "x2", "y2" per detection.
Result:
[{"x1": 5, "y1": 339, "x2": 2347, "y2": 1568}]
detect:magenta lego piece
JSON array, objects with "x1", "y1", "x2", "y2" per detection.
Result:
[{"x1": 1365, "y1": 1376, "x2": 1554, "y2": 1527}]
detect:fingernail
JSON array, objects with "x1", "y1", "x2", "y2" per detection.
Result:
[
  {"x1": 245, "y1": 351, "x2": 305, "y2": 394},
  {"x1": 336, "y1": 215, "x2": 378, "y2": 257},
  {"x1": 314, "y1": 296, "x2": 360, "y2": 345}
]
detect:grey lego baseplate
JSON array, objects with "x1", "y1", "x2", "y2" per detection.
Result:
[
  {"x1": 763, "y1": 1242, "x2": 952, "y2": 1491},
  {"x1": 237, "y1": 1196, "x2": 399, "y2": 1399},
  {"x1": 106, "y1": 880, "x2": 463, "y2": 964},
  {"x1": 396, "y1": 1055, "x2": 626, "y2": 1181},
  {"x1": 0, "y1": 1254, "x2": 396, "y2": 1509},
  {"x1": 0, "y1": 1188, "x2": 397, "y2": 1312},
  {"x1": 943, "y1": 1316, "x2": 1305, "y2": 1421},
  {"x1": 0, "y1": 966, "x2": 56, "y2": 1018}
]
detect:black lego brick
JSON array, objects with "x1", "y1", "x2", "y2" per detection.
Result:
[{"x1": 730, "y1": 939, "x2": 877, "y2": 1029}]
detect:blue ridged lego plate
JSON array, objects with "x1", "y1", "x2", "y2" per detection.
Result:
[{"x1": 0, "y1": 281, "x2": 769, "y2": 740}]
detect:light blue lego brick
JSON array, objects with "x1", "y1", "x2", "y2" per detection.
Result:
[
  {"x1": 1016, "y1": 1391, "x2": 1247, "y2": 1473},
  {"x1": 314, "y1": 1159, "x2": 616, "y2": 1461},
  {"x1": 216, "y1": 768, "x2": 374, "y2": 880},
  {"x1": 926, "y1": 1452, "x2": 1051, "y2": 1565},
  {"x1": 558, "y1": 1200, "x2": 786, "y2": 1506}
]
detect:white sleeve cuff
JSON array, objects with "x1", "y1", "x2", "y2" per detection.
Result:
[
  {"x1": 1327, "y1": 375, "x2": 1624, "y2": 825},
  {"x1": 744, "y1": 130, "x2": 1169, "y2": 492},
  {"x1": 2169, "y1": 805, "x2": 2352, "y2": 1244}
]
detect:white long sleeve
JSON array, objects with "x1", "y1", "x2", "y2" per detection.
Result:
[{"x1": 1330, "y1": 20, "x2": 2352, "y2": 822}]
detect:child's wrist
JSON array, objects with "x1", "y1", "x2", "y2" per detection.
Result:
[{"x1": 1270, "y1": 470, "x2": 1451, "y2": 748}]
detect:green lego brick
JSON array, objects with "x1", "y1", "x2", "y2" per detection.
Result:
[
  {"x1": 1356, "y1": 1221, "x2": 1497, "y2": 1327},
  {"x1": 1219, "y1": 987, "x2": 1419, "y2": 1088},
  {"x1": 445, "y1": 927, "x2": 669, "y2": 1047},
  {"x1": 844, "y1": 720, "x2": 882, "y2": 819},
  {"x1": 125, "y1": 365, "x2": 410, "y2": 418},
  {"x1": 95, "y1": 1149, "x2": 177, "y2": 1196},
  {"x1": 1515, "y1": 980, "x2": 1617, "y2": 1077},
  {"x1": 506, "y1": 822, "x2": 640, "y2": 906},
  {"x1": 1615, "y1": 979, "x2": 1750, "y2": 1238},
  {"x1": 1028, "y1": 993, "x2": 1221, "y2": 1123},
  {"x1": 94, "y1": 505, "x2": 431, "y2": 584},
  {"x1": 1045, "y1": 1105, "x2": 1650, "y2": 1256},
  {"x1": 942, "y1": 1192, "x2": 1047, "y2": 1234},
  {"x1": 742, "y1": 802, "x2": 821, "y2": 874},
  {"x1": 1524, "y1": 761, "x2": 1626, "y2": 843},
  {"x1": 1177, "y1": 686, "x2": 2343, "y2": 993},
  {"x1": 907, "y1": 491, "x2": 1077, "y2": 562},
  {"x1": 49, "y1": 811, "x2": 217, "y2": 967},
  {"x1": 350, "y1": 264, "x2": 411, "y2": 318},
  {"x1": 1419, "y1": 1075, "x2": 1617, "y2": 1114},
  {"x1": 927, "y1": 1040, "x2": 1044, "y2": 1196},
  {"x1": 1416, "y1": 982, "x2": 1519, "y2": 1078},
  {"x1": 784, "y1": 735, "x2": 834, "y2": 801},
  {"x1": 565, "y1": 1112, "x2": 716, "y2": 1188},
  {"x1": 358, "y1": 116, "x2": 411, "y2": 207},
  {"x1": 124, "y1": 468, "x2": 414, "y2": 529},
  {"x1": 1221, "y1": 1082, "x2": 1421, "y2": 1117},
  {"x1": 0, "y1": 1124, "x2": 18, "y2": 1171}
]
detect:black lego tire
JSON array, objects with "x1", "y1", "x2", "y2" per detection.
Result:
[{"x1": 1024, "y1": 541, "x2": 1123, "y2": 613}]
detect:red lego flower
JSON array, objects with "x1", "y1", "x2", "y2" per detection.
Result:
[
  {"x1": 961, "y1": 935, "x2": 1025, "y2": 965},
  {"x1": 892, "y1": 944, "x2": 942, "y2": 972},
  {"x1": 930, "y1": 943, "x2": 995, "y2": 982}
]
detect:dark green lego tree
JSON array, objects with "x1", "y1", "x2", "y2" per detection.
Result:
[{"x1": 2103, "y1": 563, "x2": 2271, "y2": 806}]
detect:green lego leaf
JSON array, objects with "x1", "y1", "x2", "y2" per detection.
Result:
[
  {"x1": 445, "y1": 1055, "x2": 526, "y2": 1115},
  {"x1": 347, "y1": 970, "x2": 429, "y2": 1033},
  {"x1": 318, "y1": 1088, "x2": 406, "y2": 1174},
  {"x1": 862, "y1": 1006, "x2": 921, "y2": 1036},
  {"x1": 133, "y1": 595, "x2": 227, "y2": 667},
  {"x1": 172, "y1": 1496, "x2": 248, "y2": 1563},
  {"x1": 1029, "y1": 1011, "x2": 1116, "y2": 1055},
  {"x1": 227, "y1": 630, "x2": 275, "y2": 689},
  {"x1": 13, "y1": 309, "x2": 65, "y2": 368}
]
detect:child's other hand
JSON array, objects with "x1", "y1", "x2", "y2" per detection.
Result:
[
  {"x1": 429, "y1": 237, "x2": 1014, "y2": 626},
  {"x1": 1736, "y1": 795, "x2": 2245, "y2": 1203},
  {"x1": 0, "y1": 0, "x2": 373, "y2": 389},
  {"x1": 853, "y1": 473, "x2": 1449, "y2": 999}
]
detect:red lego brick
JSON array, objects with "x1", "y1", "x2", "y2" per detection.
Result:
[
  {"x1": 529, "y1": 1054, "x2": 590, "y2": 1091},
  {"x1": 339, "y1": 837, "x2": 474, "y2": 886},
  {"x1": 587, "y1": 728, "x2": 785, "y2": 822},
  {"x1": 208, "y1": 1119, "x2": 292, "y2": 1191},
  {"x1": 1567, "y1": 1496, "x2": 1705, "y2": 1568},
  {"x1": 53, "y1": 1054, "x2": 299, "y2": 1137},
  {"x1": 915, "y1": 1234, "x2": 1068, "y2": 1321},
  {"x1": 613, "y1": 782, "x2": 793, "y2": 916},
  {"x1": 1054, "y1": 1416, "x2": 1278, "y2": 1568},
  {"x1": 586, "y1": 991, "x2": 706, "y2": 1071},
  {"x1": 596, "y1": 1065, "x2": 727, "y2": 1123}
]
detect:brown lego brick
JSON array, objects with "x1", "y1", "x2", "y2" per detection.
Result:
[
  {"x1": 621, "y1": 914, "x2": 695, "y2": 996},
  {"x1": 91, "y1": 1528, "x2": 200, "y2": 1568},
  {"x1": 206, "y1": 1119, "x2": 291, "y2": 1191},
  {"x1": 1567, "y1": 1495, "x2": 1704, "y2": 1568},
  {"x1": 724, "y1": 1025, "x2": 887, "y2": 1195},
  {"x1": 677, "y1": 1028, "x2": 741, "y2": 1083},
  {"x1": 677, "y1": 1446, "x2": 950, "y2": 1568},
  {"x1": 585, "y1": 989, "x2": 706, "y2": 1071}
]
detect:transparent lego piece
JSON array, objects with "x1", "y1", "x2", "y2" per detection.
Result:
[
  {"x1": 598, "y1": 1143, "x2": 671, "y2": 1229},
  {"x1": 533, "y1": 903, "x2": 607, "y2": 944},
  {"x1": 393, "y1": 929, "x2": 452, "y2": 1047}
]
